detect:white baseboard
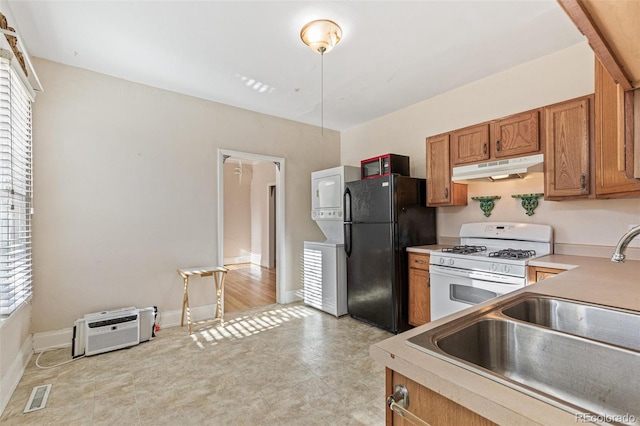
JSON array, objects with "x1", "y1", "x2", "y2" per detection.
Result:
[
  {"x1": 33, "y1": 328, "x2": 73, "y2": 353},
  {"x1": 0, "y1": 334, "x2": 32, "y2": 416},
  {"x1": 250, "y1": 253, "x2": 261, "y2": 265},
  {"x1": 29, "y1": 297, "x2": 297, "y2": 357},
  {"x1": 285, "y1": 289, "x2": 303, "y2": 304}
]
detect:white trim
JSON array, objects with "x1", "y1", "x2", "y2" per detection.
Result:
[
  {"x1": 218, "y1": 149, "x2": 286, "y2": 304},
  {"x1": 0, "y1": 333, "x2": 32, "y2": 416},
  {"x1": 285, "y1": 290, "x2": 303, "y2": 304},
  {"x1": 0, "y1": 29, "x2": 43, "y2": 93},
  {"x1": 250, "y1": 253, "x2": 262, "y2": 265},
  {"x1": 33, "y1": 328, "x2": 73, "y2": 353}
]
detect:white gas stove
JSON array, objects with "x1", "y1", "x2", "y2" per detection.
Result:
[{"x1": 430, "y1": 222, "x2": 553, "y2": 320}]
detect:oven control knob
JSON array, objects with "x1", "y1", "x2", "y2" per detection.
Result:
[
  {"x1": 439, "y1": 258, "x2": 445, "y2": 265},
  {"x1": 448, "y1": 259, "x2": 454, "y2": 266},
  {"x1": 491, "y1": 263, "x2": 498, "y2": 272},
  {"x1": 503, "y1": 265, "x2": 510, "y2": 273}
]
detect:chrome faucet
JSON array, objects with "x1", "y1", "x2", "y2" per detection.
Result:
[{"x1": 611, "y1": 224, "x2": 640, "y2": 263}]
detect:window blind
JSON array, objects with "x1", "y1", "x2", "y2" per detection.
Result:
[{"x1": 0, "y1": 57, "x2": 33, "y2": 317}]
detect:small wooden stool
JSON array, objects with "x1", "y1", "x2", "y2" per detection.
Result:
[{"x1": 177, "y1": 266, "x2": 228, "y2": 334}]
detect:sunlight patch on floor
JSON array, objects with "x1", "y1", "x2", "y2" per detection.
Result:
[{"x1": 191, "y1": 304, "x2": 315, "y2": 347}]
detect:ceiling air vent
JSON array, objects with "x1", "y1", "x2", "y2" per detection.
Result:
[{"x1": 23, "y1": 384, "x2": 52, "y2": 413}]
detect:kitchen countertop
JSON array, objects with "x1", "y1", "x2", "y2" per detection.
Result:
[
  {"x1": 370, "y1": 254, "x2": 640, "y2": 425},
  {"x1": 406, "y1": 244, "x2": 451, "y2": 254}
]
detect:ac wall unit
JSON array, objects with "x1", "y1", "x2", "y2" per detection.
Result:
[{"x1": 72, "y1": 306, "x2": 156, "y2": 358}]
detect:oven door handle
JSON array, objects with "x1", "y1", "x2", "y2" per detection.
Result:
[
  {"x1": 469, "y1": 270, "x2": 524, "y2": 286},
  {"x1": 429, "y1": 264, "x2": 472, "y2": 279}
]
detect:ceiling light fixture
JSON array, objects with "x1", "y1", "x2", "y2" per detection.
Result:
[
  {"x1": 300, "y1": 19, "x2": 342, "y2": 133},
  {"x1": 300, "y1": 19, "x2": 342, "y2": 55}
]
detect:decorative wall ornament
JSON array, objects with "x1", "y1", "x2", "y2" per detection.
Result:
[
  {"x1": 471, "y1": 196, "x2": 501, "y2": 217},
  {"x1": 512, "y1": 193, "x2": 544, "y2": 216}
]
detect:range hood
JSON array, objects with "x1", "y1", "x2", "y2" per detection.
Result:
[{"x1": 451, "y1": 153, "x2": 544, "y2": 182}]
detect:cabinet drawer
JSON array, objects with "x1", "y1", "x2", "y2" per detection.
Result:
[{"x1": 408, "y1": 253, "x2": 430, "y2": 271}]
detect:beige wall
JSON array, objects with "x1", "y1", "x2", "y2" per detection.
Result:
[
  {"x1": 251, "y1": 162, "x2": 276, "y2": 267},
  {"x1": 31, "y1": 58, "x2": 337, "y2": 333},
  {"x1": 341, "y1": 42, "x2": 640, "y2": 248},
  {"x1": 223, "y1": 161, "x2": 252, "y2": 261}
]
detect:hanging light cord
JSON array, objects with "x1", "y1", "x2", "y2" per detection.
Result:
[{"x1": 320, "y1": 46, "x2": 326, "y2": 135}]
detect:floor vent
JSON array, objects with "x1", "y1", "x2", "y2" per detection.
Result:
[{"x1": 23, "y1": 384, "x2": 52, "y2": 413}]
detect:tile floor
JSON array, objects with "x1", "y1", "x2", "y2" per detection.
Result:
[{"x1": 1, "y1": 302, "x2": 392, "y2": 425}]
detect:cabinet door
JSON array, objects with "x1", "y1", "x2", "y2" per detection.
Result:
[
  {"x1": 595, "y1": 60, "x2": 640, "y2": 197},
  {"x1": 492, "y1": 110, "x2": 540, "y2": 159},
  {"x1": 426, "y1": 134, "x2": 451, "y2": 205},
  {"x1": 451, "y1": 123, "x2": 490, "y2": 165},
  {"x1": 408, "y1": 254, "x2": 430, "y2": 327},
  {"x1": 527, "y1": 266, "x2": 567, "y2": 284},
  {"x1": 387, "y1": 369, "x2": 497, "y2": 426},
  {"x1": 544, "y1": 96, "x2": 592, "y2": 199},
  {"x1": 426, "y1": 135, "x2": 467, "y2": 207}
]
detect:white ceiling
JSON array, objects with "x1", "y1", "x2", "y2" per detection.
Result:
[{"x1": 7, "y1": 1, "x2": 585, "y2": 131}]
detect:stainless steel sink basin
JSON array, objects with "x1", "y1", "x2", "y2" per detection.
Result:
[
  {"x1": 407, "y1": 293, "x2": 640, "y2": 423},
  {"x1": 502, "y1": 295, "x2": 640, "y2": 351}
]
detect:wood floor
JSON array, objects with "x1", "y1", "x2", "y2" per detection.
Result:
[{"x1": 224, "y1": 263, "x2": 276, "y2": 313}]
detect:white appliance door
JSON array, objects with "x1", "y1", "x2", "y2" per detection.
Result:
[
  {"x1": 430, "y1": 265, "x2": 524, "y2": 321},
  {"x1": 303, "y1": 241, "x2": 347, "y2": 317}
]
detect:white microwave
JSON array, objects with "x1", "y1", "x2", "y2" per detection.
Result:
[{"x1": 311, "y1": 166, "x2": 360, "y2": 221}]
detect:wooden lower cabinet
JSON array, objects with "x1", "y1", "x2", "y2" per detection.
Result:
[
  {"x1": 408, "y1": 253, "x2": 430, "y2": 326},
  {"x1": 527, "y1": 266, "x2": 567, "y2": 284},
  {"x1": 386, "y1": 369, "x2": 496, "y2": 426}
]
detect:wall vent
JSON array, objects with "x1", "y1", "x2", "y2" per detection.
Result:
[{"x1": 23, "y1": 384, "x2": 52, "y2": 413}]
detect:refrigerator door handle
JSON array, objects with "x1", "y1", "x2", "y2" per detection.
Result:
[
  {"x1": 344, "y1": 187, "x2": 352, "y2": 223},
  {"x1": 344, "y1": 223, "x2": 352, "y2": 257}
]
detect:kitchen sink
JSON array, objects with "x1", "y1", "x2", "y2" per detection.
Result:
[
  {"x1": 502, "y1": 295, "x2": 640, "y2": 351},
  {"x1": 406, "y1": 293, "x2": 640, "y2": 424}
]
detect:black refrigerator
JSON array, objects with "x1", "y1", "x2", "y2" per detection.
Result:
[{"x1": 343, "y1": 174, "x2": 436, "y2": 334}]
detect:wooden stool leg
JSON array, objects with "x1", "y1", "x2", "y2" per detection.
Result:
[
  {"x1": 181, "y1": 275, "x2": 192, "y2": 334},
  {"x1": 214, "y1": 271, "x2": 227, "y2": 321}
]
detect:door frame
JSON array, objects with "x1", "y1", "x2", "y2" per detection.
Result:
[{"x1": 217, "y1": 149, "x2": 286, "y2": 304}]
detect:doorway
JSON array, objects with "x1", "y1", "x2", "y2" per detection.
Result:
[{"x1": 217, "y1": 149, "x2": 286, "y2": 309}]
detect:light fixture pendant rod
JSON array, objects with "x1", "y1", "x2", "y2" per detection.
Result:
[{"x1": 321, "y1": 50, "x2": 324, "y2": 135}]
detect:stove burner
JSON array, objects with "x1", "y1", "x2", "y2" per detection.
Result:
[
  {"x1": 488, "y1": 249, "x2": 537, "y2": 259},
  {"x1": 443, "y1": 245, "x2": 487, "y2": 255}
]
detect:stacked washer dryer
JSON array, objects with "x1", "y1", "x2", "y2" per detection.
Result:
[{"x1": 303, "y1": 165, "x2": 360, "y2": 316}]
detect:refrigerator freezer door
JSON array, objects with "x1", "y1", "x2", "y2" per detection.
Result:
[
  {"x1": 346, "y1": 222, "x2": 402, "y2": 332},
  {"x1": 345, "y1": 176, "x2": 394, "y2": 224}
]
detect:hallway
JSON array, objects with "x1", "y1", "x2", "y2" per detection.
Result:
[{"x1": 224, "y1": 263, "x2": 276, "y2": 313}]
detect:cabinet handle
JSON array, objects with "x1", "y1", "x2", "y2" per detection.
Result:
[
  {"x1": 427, "y1": 276, "x2": 430, "y2": 288},
  {"x1": 496, "y1": 140, "x2": 501, "y2": 152},
  {"x1": 580, "y1": 173, "x2": 586, "y2": 191},
  {"x1": 387, "y1": 385, "x2": 431, "y2": 426},
  {"x1": 414, "y1": 259, "x2": 427, "y2": 265},
  {"x1": 444, "y1": 187, "x2": 449, "y2": 199},
  {"x1": 483, "y1": 143, "x2": 487, "y2": 155}
]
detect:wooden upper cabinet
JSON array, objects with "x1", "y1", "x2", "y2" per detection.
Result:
[
  {"x1": 450, "y1": 111, "x2": 541, "y2": 167},
  {"x1": 544, "y1": 96, "x2": 593, "y2": 200},
  {"x1": 492, "y1": 110, "x2": 540, "y2": 158},
  {"x1": 451, "y1": 124, "x2": 490, "y2": 165},
  {"x1": 594, "y1": 60, "x2": 640, "y2": 198},
  {"x1": 426, "y1": 134, "x2": 467, "y2": 206}
]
